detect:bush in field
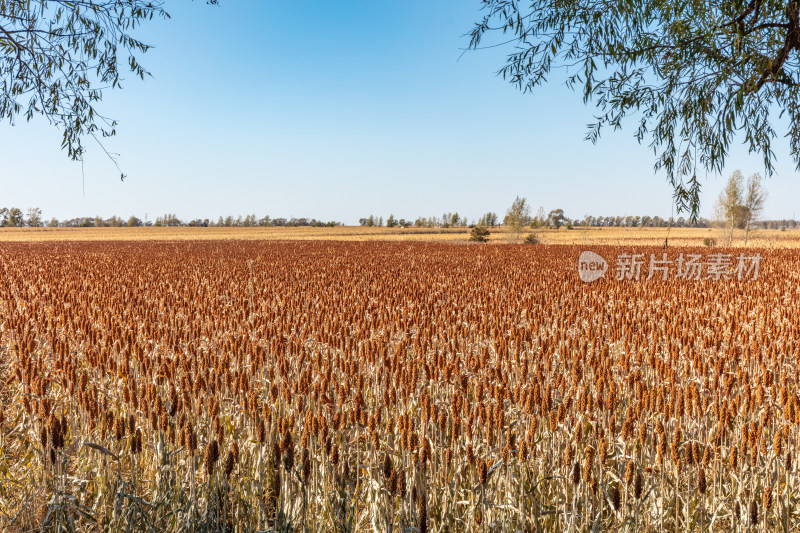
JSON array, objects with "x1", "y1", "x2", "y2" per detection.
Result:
[
  {"x1": 523, "y1": 232, "x2": 540, "y2": 244},
  {"x1": 470, "y1": 225, "x2": 490, "y2": 242}
]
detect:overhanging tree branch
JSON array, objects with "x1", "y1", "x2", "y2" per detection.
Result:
[
  {"x1": 468, "y1": 0, "x2": 800, "y2": 219},
  {"x1": 1, "y1": 0, "x2": 218, "y2": 177}
]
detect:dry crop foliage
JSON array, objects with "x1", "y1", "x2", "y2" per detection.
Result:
[{"x1": 0, "y1": 241, "x2": 799, "y2": 532}]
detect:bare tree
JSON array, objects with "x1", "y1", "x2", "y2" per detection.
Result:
[
  {"x1": 743, "y1": 173, "x2": 767, "y2": 245},
  {"x1": 714, "y1": 171, "x2": 746, "y2": 246},
  {"x1": 504, "y1": 196, "x2": 532, "y2": 240},
  {"x1": 532, "y1": 206, "x2": 546, "y2": 228}
]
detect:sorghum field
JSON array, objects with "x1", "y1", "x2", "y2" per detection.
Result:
[{"x1": 0, "y1": 241, "x2": 798, "y2": 532}]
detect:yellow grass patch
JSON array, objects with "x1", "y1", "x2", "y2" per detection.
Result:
[{"x1": 1, "y1": 224, "x2": 799, "y2": 247}]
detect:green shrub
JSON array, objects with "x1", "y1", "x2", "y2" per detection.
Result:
[
  {"x1": 523, "y1": 233, "x2": 540, "y2": 245},
  {"x1": 703, "y1": 236, "x2": 717, "y2": 247},
  {"x1": 469, "y1": 225, "x2": 490, "y2": 242}
]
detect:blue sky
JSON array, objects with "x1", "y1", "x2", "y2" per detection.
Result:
[{"x1": 2, "y1": 1, "x2": 799, "y2": 224}]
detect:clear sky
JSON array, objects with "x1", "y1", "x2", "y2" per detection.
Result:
[{"x1": 2, "y1": 1, "x2": 799, "y2": 224}]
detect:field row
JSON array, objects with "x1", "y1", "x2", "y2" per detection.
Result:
[{"x1": 1, "y1": 226, "x2": 800, "y2": 248}]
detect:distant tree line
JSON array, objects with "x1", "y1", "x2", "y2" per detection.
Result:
[
  {"x1": 359, "y1": 208, "x2": 796, "y2": 230},
  {"x1": 172, "y1": 215, "x2": 339, "y2": 228},
  {"x1": 0, "y1": 209, "x2": 340, "y2": 228},
  {"x1": 2, "y1": 203, "x2": 797, "y2": 230},
  {"x1": 0, "y1": 207, "x2": 41, "y2": 227},
  {"x1": 575, "y1": 215, "x2": 712, "y2": 228},
  {"x1": 359, "y1": 213, "x2": 470, "y2": 228}
]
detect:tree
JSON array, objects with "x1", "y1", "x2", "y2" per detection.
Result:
[
  {"x1": 441, "y1": 212, "x2": 461, "y2": 228},
  {"x1": 714, "y1": 171, "x2": 747, "y2": 245},
  {"x1": 743, "y1": 173, "x2": 768, "y2": 244},
  {"x1": 504, "y1": 196, "x2": 532, "y2": 237},
  {"x1": 468, "y1": 1, "x2": 800, "y2": 219},
  {"x1": 531, "y1": 206, "x2": 546, "y2": 228},
  {"x1": 25, "y1": 207, "x2": 42, "y2": 227},
  {"x1": 106, "y1": 215, "x2": 123, "y2": 227},
  {"x1": 155, "y1": 213, "x2": 182, "y2": 227},
  {"x1": 1, "y1": 207, "x2": 23, "y2": 226},
  {"x1": 478, "y1": 212, "x2": 498, "y2": 227},
  {"x1": 547, "y1": 209, "x2": 567, "y2": 229},
  {"x1": 1, "y1": 1, "x2": 217, "y2": 170}
]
